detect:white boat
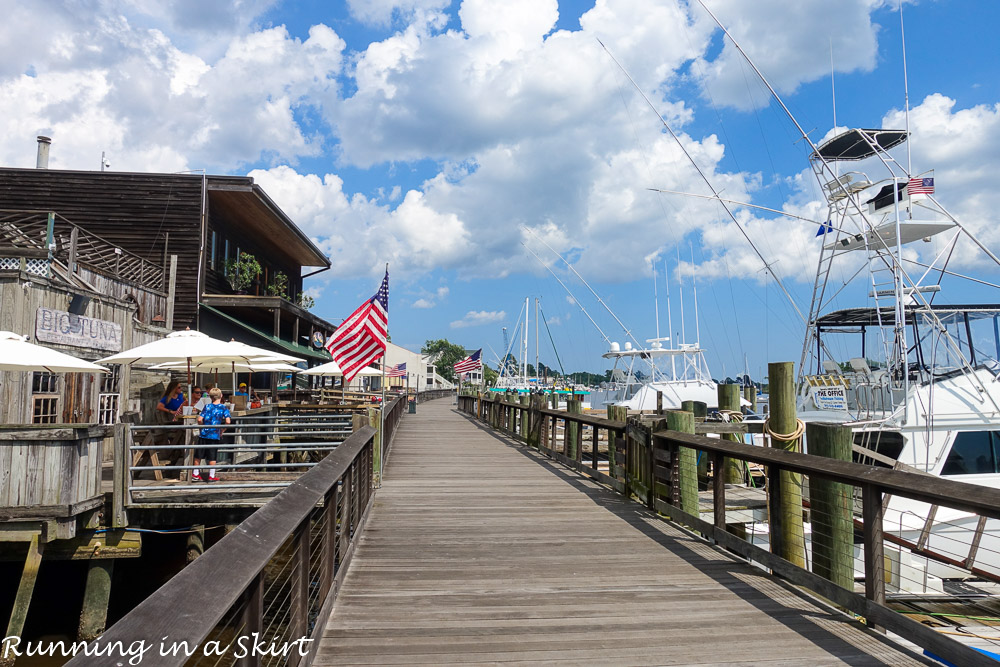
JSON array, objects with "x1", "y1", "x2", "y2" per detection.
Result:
[
  {"x1": 593, "y1": 338, "x2": 724, "y2": 411},
  {"x1": 790, "y1": 125, "x2": 1000, "y2": 587}
]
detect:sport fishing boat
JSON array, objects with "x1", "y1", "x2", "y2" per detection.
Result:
[{"x1": 793, "y1": 125, "x2": 1000, "y2": 584}]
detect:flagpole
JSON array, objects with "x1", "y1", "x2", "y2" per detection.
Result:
[{"x1": 380, "y1": 262, "x2": 388, "y2": 489}]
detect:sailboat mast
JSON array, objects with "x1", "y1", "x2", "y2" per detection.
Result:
[
  {"x1": 691, "y1": 244, "x2": 704, "y2": 378},
  {"x1": 535, "y1": 297, "x2": 539, "y2": 384},
  {"x1": 664, "y1": 259, "x2": 676, "y2": 381},
  {"x1": 523, "y1": 296, "x2": 529, "y2": 382}
]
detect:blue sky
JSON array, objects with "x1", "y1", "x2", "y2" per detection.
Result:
[{"x1": 2, "y1": 0, "x2": 999, "y2": 381}]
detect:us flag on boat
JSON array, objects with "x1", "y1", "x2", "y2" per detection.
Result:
[
  {"x1": 907, "y1": 177, "x2": 934, "y2": 195},
  {"x1": 326, "y1": 269, "x2": 388, "y2": 383},
  {"x1": 387, "y1": 362, "x2": 406, "y2": 378},
  {"x1": 453, "y1": 349, "x2": 482, "y2": 373}
]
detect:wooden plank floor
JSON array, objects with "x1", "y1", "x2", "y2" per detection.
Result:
[{"x1": 315, "y1": 399, "x2": 934, "y2": 666}]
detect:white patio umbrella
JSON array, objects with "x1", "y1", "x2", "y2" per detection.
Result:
[
  {"x1": 0, "y1": 331, "x2": 108, "y2": 373},
  {"x1": 300, "y1": 360, "x2": 344, "y2": 376},
  {"x1": 98, "y1": 329, "x2": 264, "y2": 404}
]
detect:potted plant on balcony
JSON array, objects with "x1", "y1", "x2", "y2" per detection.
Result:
[
  {"x1": 224, "y1": 252, "x2": 262, "y2": 294},
  {"x1": 266, "y1": 271, "x2": 289, "y2": 298}
]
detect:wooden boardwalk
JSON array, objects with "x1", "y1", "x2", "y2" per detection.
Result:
[{"x1": 315, "y1": 399, "x2": 934, "y2": 666}]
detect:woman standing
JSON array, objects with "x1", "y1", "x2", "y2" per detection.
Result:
[{"x1": 155, "y1": 380, "x2": 185, "y2": 446}]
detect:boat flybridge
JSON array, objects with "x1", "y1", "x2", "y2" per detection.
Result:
[
  {"x1": 597, "y1": 336, "x2": 729, "y2": 411},
  {"x1": 797, "y1": 127, "x2": 1000, "y2": 457}
]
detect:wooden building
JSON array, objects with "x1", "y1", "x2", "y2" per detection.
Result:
[{"x1": 0, "y1": 166, "x2": 337, "y2": 374}]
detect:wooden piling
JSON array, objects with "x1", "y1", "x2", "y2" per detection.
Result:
[
  {"x1": 768, "y1": 361, "x2": 806, "y2": 568},
  {"x1": 683, "y1": 400, "x2": 709, "y2": 487},
  {"x1": 656, "y1": 390, "x2": 663, "y2": 415},
  {"x1": 666, "y1": 410, "x2": 698, "y2": 520},
  {"x1": 78, "y1": 559, "x2": 114, "y2": 640},
  {"x1": 566, "y1": 399, "x2": 582, "y2": 460},
  {"x1": 807, "y1": 422, "x2": 854, "y2": 590},
  {"x1": 744, "y1": 384, "x2": 758, "y2": 414},
  {"x1": 717, "y1": 384, "x2": 745, "y2": 485},
  {"x1": 186, "y1": 526, "x2": 205, "y2": 563},
  {"x1": 3, "y1": 534, "x2": 43, "y2": 659}
]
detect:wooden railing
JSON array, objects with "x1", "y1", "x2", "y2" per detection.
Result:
[
  {"x1": 0, "y1": 210, "x2": 165, "y2": 292},
  {"x1": 458, "y1": 393, "x2": 1000, "y2": 667},
  {"x1": 71, "y1": 396, "x2": 407, "y2": 667}
]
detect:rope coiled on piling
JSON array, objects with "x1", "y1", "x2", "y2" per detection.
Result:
[{"x1": 764, "y1": 418, "x2": 805, "y2": 444}]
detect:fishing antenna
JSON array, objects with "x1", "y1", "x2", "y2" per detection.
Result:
[
  {"x1": 538, "y1": 306, "x2": 567, "y2": 376},
  {"x1": 648, "y1": 188, "x2": 827, "y2": 228},
  {"x1": 900, "y1": 2, "x2": 912, "y2": 177},
  {"x1": 522, "y1": 225, "x2": 647, "y2": 346},
  {"x1": 597, "y1": 37, "x2": 806, "y2": 323},
  {"x1": 521, "y1": 242, "x2": 612, "y2": 345}
]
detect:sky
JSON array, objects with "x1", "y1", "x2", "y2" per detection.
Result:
[{"x1": 2, "y1": 0, "x2": 999, "y2": 381}]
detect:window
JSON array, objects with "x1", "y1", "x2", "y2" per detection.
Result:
[
  {"x1": 98, "y1": 367, "x2": 121, "y2": 425},
  {"x1": 32, "y1": 372, "x2": 59, "y2": 423},
  {"x1": 33, "y1": 397, "x2": 58, "y2": 424},
  {"x1": 32, "y1": 371, "x2": 57, "y2": 393},
  {"x1": 427, "y1": 365, "x2": 435, "y2": 376},
  {"x1": 941, "y1": 431, "x2": 1000, "y2": 475},
  {"x1": 426, "y1": 377, "x2": 434, "y2": 386}
]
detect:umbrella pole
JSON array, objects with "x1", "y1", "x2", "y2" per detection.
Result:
[{"x1": 186, "y1": 358, "x2": 192, "y2": 408}]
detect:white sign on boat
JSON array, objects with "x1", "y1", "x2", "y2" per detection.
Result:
[
  {"x1": 35, "y1": 306, "x2": 122, "y2": 352},
  {"x1": 811, "y1": 385, "x2": 848, "y2": 412}
]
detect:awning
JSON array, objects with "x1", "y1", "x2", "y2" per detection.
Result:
[
  {"x1": 200, "y1": 305, "x2": 332, "y2": 362},
  {"x1": 813, "y1": 129, "x2": 908, "y2": 162}
]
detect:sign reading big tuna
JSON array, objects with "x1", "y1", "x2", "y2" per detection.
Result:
[{"x1": 35, "y1": 307, "x2": 122, "y2": 352}]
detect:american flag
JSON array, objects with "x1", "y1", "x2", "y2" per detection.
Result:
[
  {"x1": 387, "y1": 362, "x2": 407, "y2": 378},
  {"x1": 326, "y1": 269, "x2": 388, "y2": 383},
  {"x1": 453, "y1": 348, "x2": 482, "y2": 373},
  {"x1": 907, "y1": 177, "x2": 934, "y2": 195}
]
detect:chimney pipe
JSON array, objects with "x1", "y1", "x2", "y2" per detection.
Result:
[{"x1": 36, "y1": 136, "x2": 51, "y2": 169}]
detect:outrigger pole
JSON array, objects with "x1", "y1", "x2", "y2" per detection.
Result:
[{"x1": 597, "y1": 38, "x2": 805, "y2": 324}]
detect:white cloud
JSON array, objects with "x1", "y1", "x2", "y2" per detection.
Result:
[
  {"x1": 691, "y1": 0, "x2": 883, "y2": 110},
  {"x1": 450, "y1": 310, "x2": 506, "y2": 328},
  {"x1": 412, "y1": 298, "x2": 434, "y2": 308},
  {"x1": 346, "y1": 0, "x2": 451, "y2": 27},
  {"x1": 0, "y1": 10, "x2": 345, "y2": 172}
]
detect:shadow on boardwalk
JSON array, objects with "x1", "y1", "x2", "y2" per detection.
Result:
[{"x1": 315, "y1": 399, "x2": 935, "y2": 666}]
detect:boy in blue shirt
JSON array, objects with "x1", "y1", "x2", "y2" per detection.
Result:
[{"x1": 194, "y1": 387, "x2": 231, "y2": 482}]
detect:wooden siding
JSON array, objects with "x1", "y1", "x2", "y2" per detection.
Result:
[
  {"x1": 76, "y1": 265, "x2": 167, "y2": 325},
  {"x1": 0, "y1": 168, "x2": 203, "y2": 329},
  {"x1": 0, "y1": 274, "x2": 169, "y2": 425},
  {"x1": 0, "y1": 427, "x2": 105, "y2": 512}
]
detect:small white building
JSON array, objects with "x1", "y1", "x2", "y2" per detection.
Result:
[{"x1": 382, "y1": 342, "x2": 454, "y2": 393}]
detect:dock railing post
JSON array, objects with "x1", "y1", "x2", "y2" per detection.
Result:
[
  {"x1": 237, "y1": 573, "x2": 264, "y2": 667},
  {"x1": 767, "y1": 361, "x2": 806, "y2": 568},
  {"x1": 807, "y1": 422, "x2": 854, "y2": 590},
  {"x1": 112, "y1": 424, "x2": 129, "y2": 526},
  {"x1": 863, "y1": 483, "x2": 886, "y2": 631},
  {"x1": 528, "y1": 395, "x2": 544, "y2": 449}
]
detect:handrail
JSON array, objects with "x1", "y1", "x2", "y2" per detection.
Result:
[
  {"x1": 458, "y1": 392, "x2": 1000, "y2": 667},
  {"x1": 71, "y1": 425, "x2": 378, "y2": 666}
]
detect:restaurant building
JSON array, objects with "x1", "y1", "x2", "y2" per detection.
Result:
[{"x1": 0, "y1": 138, "x2": 338, "y2": 416}]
